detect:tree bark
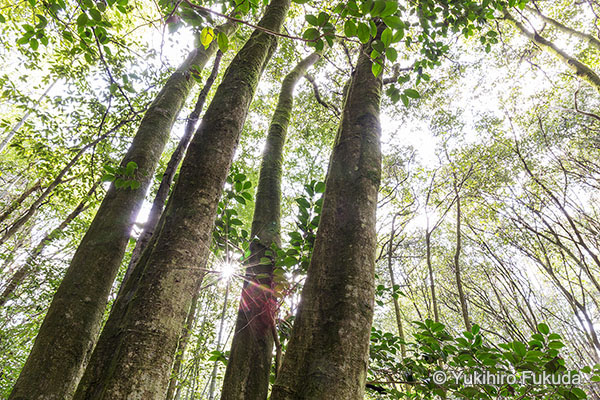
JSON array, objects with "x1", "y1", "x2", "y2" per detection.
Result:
[
  {"x1": 425, "y1": 230, "x2": 439, "y2": 323},
  {"x1": 270, "y1": 31, "x2": 383, "y2": 400},
  {"x1": 0, "y1": 180, "x2": 99, "y2": 307},
  {"x1": 524, "y1": 5, "x2": 600, "y2": 51},
  {"x1": 121, "y1": 50, "x2": 224, "y2": 292},
  {"x1": 453, "y1": 192, "x2": 470, "y2": 331},
  {"x1": 220, "y1": 52, "x2": 319, "y2": 400},
  {"x1": 8, "y1": 23, "x2": 235, "y2": 400},
  {"x1": 504, "y1": 10, "x2": 600, "y2": 94},
  {"x1": 387, "y1": 214, "x2": 406, "y2": 358},
  {"x1": 164, "y1": 293, "x2": 200, "y2": 400},
  {"x1": 72, "y1": 2, "x2": 290, "y2": 398}
]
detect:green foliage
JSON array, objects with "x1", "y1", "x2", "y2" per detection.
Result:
[
  {"x1": 101, "y1": 161, "x2": 140, "y2": 189},
  {"x1": 369, "y1": 321, "x2": 594, "y2": 399},
  {"x1": 213, "y1": 170, "x2": 254, "y2": 253}
]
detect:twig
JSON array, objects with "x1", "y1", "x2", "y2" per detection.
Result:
[{"x1": 304, "y1": 73, "x2": 340, "y2": 116}]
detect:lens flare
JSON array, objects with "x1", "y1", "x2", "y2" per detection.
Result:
[{"x1": 219, "y1": 261, "x2": 238, "y2": 279}]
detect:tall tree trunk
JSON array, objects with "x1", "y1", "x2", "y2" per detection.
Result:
[
  {"x1": 387, "y1": 214, "x2": 406, "y2": 358},
  {"x1": 270, "y1": 31, "x2": 383, "y2": 400},
  {"x1": 164, "y1": 292, "x2": 200, "y2": 400},
  {"x1": 121, "y1": 50, "x2": 224, "y2": 292},
  {"x1": 208, "y1": 281, "x2": 231, "y2": 400},
  {"x1": 220, "y1": 52, "x2": 319, "y2": 400},
  {"x1": 425, "y1": 230, "x2": 439, "y2": 323},
  {"x1": 8, "y1": 23, "x2": 235, "y2": 400},
  {"x1": 72, "y1": 2, "x2": 290, "y2": 398},
  {"x1": 0, "y1": 180, "x2": 99, "y2": 307},
  {"x1": 524, "y1": 5, "x2": 600, "y2": 51},
  {"x1": 453, "y1": 191, "x2": 470, "y2": 331},
  {"x1": 504, "y1": 10, "x2": 600, "y2": 94}
]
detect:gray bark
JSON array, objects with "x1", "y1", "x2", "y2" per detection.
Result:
[
  {"x1": 220, "y1": 52, "x2": 319, "y2": 400},
  {"x1": 72, "y1": 2, "x2": 290, "y2": 398},
  {"x1": 271, "y1": 29, "x2": 383, "y2": 399},
  {"x1": 9, "y1": 26, "x2": 232, "y2": 400}
]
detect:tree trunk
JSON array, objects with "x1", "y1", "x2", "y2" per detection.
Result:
[
  {"x1": 72, "y1": 2, "x2": 290, "y2": 398},
  {"x1": 504, "y1": 10, "x2": 600, "y2": 94},
  {"x1": 8, "y1": 24, "x2": 234, "y2": 400},
  {"x1": 208, "y1": 281, "x2": 231, "y2": 400},
  {"x1": 121, "y1": 50, "x2": 224, "y2": 292},
  {"x1": 524, "y1": 5, "x2": 600, "y2": 51},
  {"x1": 270, "y1": 31, "x2": 383, "y2": 400},
  {"x1": 453, "y1": 192, "x2": 470, "y2": 331},
  {"x1": 0, "y1": 180, "x2": 99, "y2": 307},
  {"x1": 387, "y1": 214, "x2": 406, "y2": 358},
  {"x1": 425, "y1": 230, "x2": 439, "y2": 323},
  {"x1": 220, "y1": 52, "x2": 319, "y2": 400},
  {"x1": 164, "y1": 293, "x2": 200, "y2": 400}
]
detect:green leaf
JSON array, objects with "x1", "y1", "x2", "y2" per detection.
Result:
[
  {"x1": 296, "y1": 197, "x2": 310, "y2": 209},
  {"x1": 234, "y1": 195, "x2": 246, "y2": 204},
  {"x1": 217, "y1": 31, "x2": 228, "y2": 52},
  {"x1": 303, "y1": 27, "x2": 320, "y2": 41},
  {"x1": 200, "y1": 27, "x2": 214, "y2": 49},
  {"x1": 315, "y1": 181, "x2": 325, "y2": 193},
  {"x1": 381, "y1": 27, "x2": 392, "y2": 46},
  {"x1": 125, "y1": 161, "x2": 137, "y2": 175},
  {"x1": 89, "y1": 8, "x2": 102, "y2": 21},
  {"x1": 381, "y1": 1, "x2": 397, "y2": 16},
  {"x1": 316, "y1": 12, "x2": 329, "y2": 26},
  {"x1": 537, "y1": 323, "x2": 550, "y2": 335},
  {"x1": 370, "y1": 0, "x2": 385, "y2": 16},
  {"x1": 404, "y1": 88, "x2": 420, "y2": 99},
  {"x1": 76, "y1": 13, "x2": 89, "y2": 27},
  {"x1": 305, "y1": 14, "x2": 319, "y2": 26},
  {"x1": 512, "y1": 341, "x2": 526, "y2": 357},
  {"x1": 371, "y1": 61, "x2": 383, "y2": 77},
  {"x1": 400, "y1": 93, "x2": 408, "y2": 106},
  {"x1": 385, "y1": 47, "x2": 397, "y2": 62},
  {"x1": 344, "y1": 20, "x2": 357, "y2": 37},
  {"x1": 357, "y1": 22, "x2": 370, "y2": 44},
  {"x1": 548, "y1": 341, "x2": 564, "y2": 349},
  {"x1": 283, "y1": 256, "x2": 297, "y2": 267},
  {"x1": 383, "y1": 15, "x2": 403, "y2": 30}
]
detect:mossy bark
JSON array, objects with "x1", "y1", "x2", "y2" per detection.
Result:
[
  {"x1": 72, "y1": 2, "x2": 290, "y2": 398},
  {"x1": 270, "y1": 36, "x2": 383, "y2": 400},
  {"x1": 524, "y1": 5, "x2": 600, "y2": 51},
  {"x1": 8, "y1": 26, "x2": 233, "y2": 400},
  {"x1": 220, "y1": 52, "x2": 319, "y2": 400},
  {"x1": 121, "y1": 50, "x2": 224, "y2": 292},
  {"x1": 504, "y1": 11, "x2": 600, "y2": 94}
]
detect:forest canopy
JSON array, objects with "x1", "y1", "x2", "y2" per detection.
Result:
[{"x1": 1, "y1": 0, "x2": 600, "y2": 399}]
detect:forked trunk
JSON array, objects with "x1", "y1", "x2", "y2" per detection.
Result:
[
  {"x1": 73, "y1": 1, "x2": 290, "y2": 398},
  {"x1": 9, "y1": 23, "x2": 235, "y2": 400}
]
